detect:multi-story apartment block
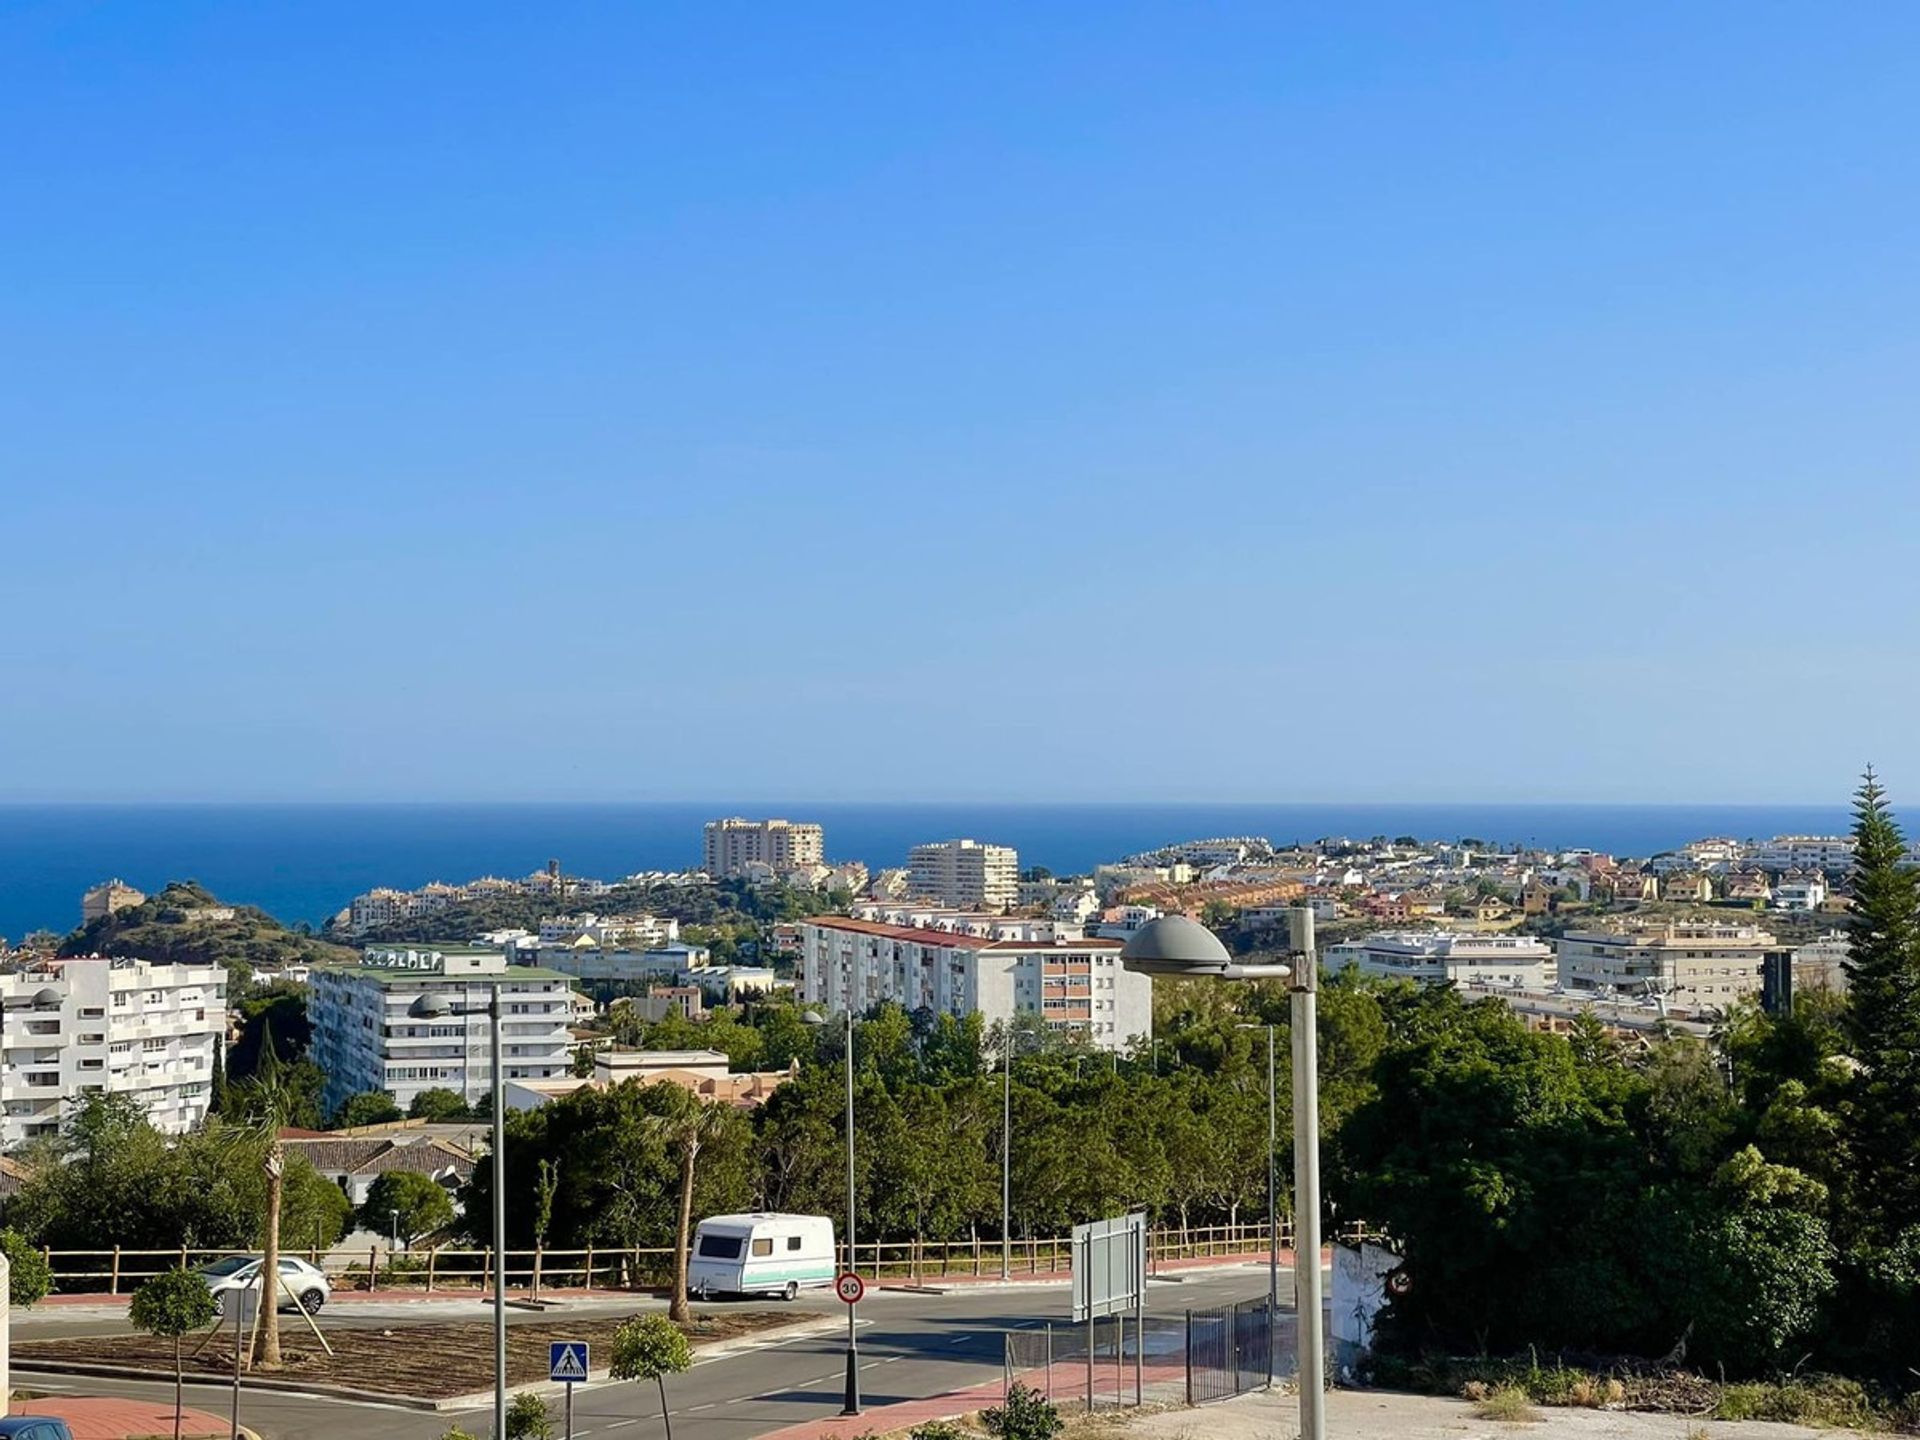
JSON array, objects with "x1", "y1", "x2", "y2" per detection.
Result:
[
  {"x1": 308, "y1": 948, "x2": 574, "y2": 1116},
  {"x1": 1325, "y1": 931, "x2": 1554, "y2": 989},
  {"x1": 0, "y1": 956, "x2": 227, "y2": 1148},
  {"x1": 536, "y1": 941, "x2": 712, "y2": 986},
  {"x1": 1746, "y1": 835, "x2": 1856, "y2": 874},
  {"x1": 907, "y1": 839, "x2": 1019, "y2": 912},
  {"x1": 1556, "y1": 920, "x2": 1778, "y2": 1012},
  {"x1": 80, "y1": 879, "x2": 147, "y2": 925},
  {"x1": 702, "y1": 818, "x2": 825, "y2": 879},
  {"x1": 797, "y1": 916, "x2": 1149, "y2": 1053},
  {"x1": 537, "y1": 913, "x2": 681, "y2": 948}
]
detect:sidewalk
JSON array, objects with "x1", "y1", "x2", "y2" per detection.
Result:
[
  {"x1": 10, "y1": 1397, "x2": 240, "y2": 1439},
  {"x1": 758, "y1": 1363, "x2": 1190, "y2": 1440}
]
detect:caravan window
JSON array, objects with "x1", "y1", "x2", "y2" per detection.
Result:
[
  {"x1": 698, "y1": 1234, "x2": 743, "y2": 1260},
  {"x1": 788, "y1": 1236, "x2": 803, "y2": 1251},
  {"x1": 751, "y1": 1237, "x2": 773, "y2": 1257}
]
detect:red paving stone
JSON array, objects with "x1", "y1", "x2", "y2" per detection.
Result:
[
  {"x1": 759, "y1": 1364, "x2": 1191, "y2": 1440},
  {"x1": 11, "y1": 1396, "x2": 230, "y2": 1439}
]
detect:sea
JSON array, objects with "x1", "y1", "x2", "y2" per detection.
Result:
[{"x1": 0, "y1": 801, "x2": 1861, "y2": 943}]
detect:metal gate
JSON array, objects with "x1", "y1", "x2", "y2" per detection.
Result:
[{"x1": 1184, "y1": 1298, "x2": 1278, "y2": 1404}]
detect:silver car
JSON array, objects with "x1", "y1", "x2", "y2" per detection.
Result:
[{"x1": 197, "y1": 1255, "x2": 331, "y2": 1316}]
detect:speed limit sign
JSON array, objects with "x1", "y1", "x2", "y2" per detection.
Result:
[{"x1": 835, "y1": 1272, "x2": 865, "y2": 1305}]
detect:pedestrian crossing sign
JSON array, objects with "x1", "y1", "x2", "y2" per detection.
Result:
[{"x1": 549, "y1": 1340, "x2": 590, "y2": 1383}]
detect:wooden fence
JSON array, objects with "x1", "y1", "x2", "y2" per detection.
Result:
[{"x1": 34, "y1": 1221, "x2": 1377, "y2": 1296}]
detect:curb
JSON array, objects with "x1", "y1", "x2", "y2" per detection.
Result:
[{"x1": 10, "y1": 1312, "x2": 847, "y2": 1414}]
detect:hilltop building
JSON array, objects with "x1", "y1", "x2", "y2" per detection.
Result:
[{"x1": 81, "y1": 880, "x2": 146, "y2": 925}]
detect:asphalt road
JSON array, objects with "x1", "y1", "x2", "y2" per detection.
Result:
[{"x1": 14, "y1": 1264, "x2": 1297, "y2": 1440}]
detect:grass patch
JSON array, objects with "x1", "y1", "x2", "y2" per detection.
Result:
[
  {"x1": 1471, "y1": 1386, "x2": 1541, "y2": 1423},
  {"x1": 1713, "y1": 1376, "x2": 1879, "y2": 1428}
]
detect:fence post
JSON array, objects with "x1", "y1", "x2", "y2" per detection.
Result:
[
  {"x1": 584, "y1": 1244, "x2": 595, "y2": 1291},
  {"x1": 1184, "y1": 1309, "x2": 1193, "y2": 1407},
  {"x1": 178, "y1": 1243, "x2": 188, "y2": 1272},
  {"x1": 426, "y1": 1246, "x2": 438, "y2": 1293},
  {"x1": 109, "y1": 1247, "x2": 121, "y2": 1296},
  {"x1": 368, "y1": 1244, "x2": 380, "y2": 1292}
]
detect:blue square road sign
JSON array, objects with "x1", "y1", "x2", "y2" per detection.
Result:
[{"x1": 549, "y1": 1340, "x2": 590, "y2": 1383}]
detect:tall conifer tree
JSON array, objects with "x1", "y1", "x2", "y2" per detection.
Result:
[{"x1": 1842, "y1": 768, "x2": 1920, "y2": 1238}]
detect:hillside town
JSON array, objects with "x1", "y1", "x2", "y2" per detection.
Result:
[{"x1": 0, "y1": 816, "x2": 1869, "y2": 1159}]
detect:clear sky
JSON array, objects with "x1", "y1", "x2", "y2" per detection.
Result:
[{"x1": 3, "y1": 3, "x2": 1917, "y2": 804}]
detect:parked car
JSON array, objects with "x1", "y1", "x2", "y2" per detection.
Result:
[
  {"x1": 196, "y1": 1254, "x2": 331, "y2": 1316},
  {"x1": 688, "y1": 1212, "x2": 836, "y2": 1301},
  {"x1": 0, "y1": 1418, "x2": 76, "y2": 1439}
]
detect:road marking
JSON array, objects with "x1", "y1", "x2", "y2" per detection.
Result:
[
  {"x1": 606, "y1": 1420, "x2": 639, "y2": 1429},
  {"x1": 688, "y1": 1403, "x2": 717, "y2": 1412},
  {"x1": 949, "y1": 1334, "x2": 974, "y2": 1344}
]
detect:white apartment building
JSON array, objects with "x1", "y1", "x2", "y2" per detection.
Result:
[
  {"x1": 0, "y1": 956, "x2": 227, "y2": 1148},
  {"x1": 702, "y1": 818, "x2": 825, "y2": 879},
  {"x1": 1746, "y1": 835, "x2": 1856, "y2": 874},
  {"x1": 907, "y1": 839, "x2": 1019, "y2": 912},
  {"x1": 1556, "y1": 920, "x2": 1778, "y2": 1012},
  {"x1": 1772, "y1": 874, "x2": 1829, "y2": 911},
  {"x1": 798, "y1": 917, "x2": 1150, "y2": 1053},
  {"x1": 536, "y1": 941, "x2": 713, "y2": 986},
  {"x1": 1325, "y1": 932, "x2": 1554, "y2": 989},
  {"x1": 308, "y1": 948, "x2": 575, "y2": 1116},
  {"x1": 537, "y1": 913, "x2": 681, "y2": 947}
]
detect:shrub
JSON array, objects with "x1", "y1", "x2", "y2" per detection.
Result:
[
  {"x1": 1, "y1": 1228, "x2": 53, "y2": 1306},
  {"x1": 912, "y1": 1424, "x2": 972, "y2": 1440},
  {"x1": 506, "y1": 1390, "x2": 553, "y2": 1439},
  {"x1": 980, "y1": 1384, "x2": 1063, "y2": 1440}
]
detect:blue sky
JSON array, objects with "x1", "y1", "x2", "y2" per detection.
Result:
[{"x1": 3, "y1": 3, "x2": 1917, "y2": 804}]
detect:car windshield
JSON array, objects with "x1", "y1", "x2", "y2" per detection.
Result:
[{"x1": 200, "y1": 1257, "x2": 257, "y2": 1279}]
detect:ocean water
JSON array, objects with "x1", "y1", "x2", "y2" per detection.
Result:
[{"x1": 0, "y1": 801, "x2": 1858, "y2": 943}]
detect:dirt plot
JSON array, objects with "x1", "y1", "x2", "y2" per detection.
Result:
[{"x1": 12, "y1": 1310, "x2": 794, "y2": 1401}]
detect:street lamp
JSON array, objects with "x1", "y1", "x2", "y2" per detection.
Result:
[
  {"x1": 410, "y1": 984, "x2": 506, "y2": 1440},
  {"x1": 1122, "y1": 911, "x2": 1324, "y2": 1440},
  {"x1": 803, "y1": 1009, "x2": 861, "y2": 1416},
  {"x1": 1000, "y1": 1025, "x2": 1019, "y2": 1281},
  {"x1": 1235, "y1": 1021, "x2": 1279, "y2": 1387}
]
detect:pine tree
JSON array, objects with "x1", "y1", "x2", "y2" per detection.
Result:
[{"x1": 1842, "y1": 768, "x2": 1920, "y2": 1239}]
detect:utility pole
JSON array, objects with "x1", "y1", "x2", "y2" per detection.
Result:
[{"x1": 1291, "y1": 908, "x2": 1325, "y2": 1440}]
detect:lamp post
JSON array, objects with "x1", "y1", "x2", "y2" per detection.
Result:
[
  {"x1": 1122, "y1": 911, "x2": 1323, "y2": 1440},
  {"x1": 411, "y1": 984, "x2": 506, "y2": 1440},
  {"x1": 1001, "y1": 1027, "x2": 1018, "y2": 1280},
  {"x1": 1235, "y1": 1021, "x2": 1279, "y2": 1387},
  {"x1": 804, "y1": 1008, "x2": 861, "y2": 1416}
]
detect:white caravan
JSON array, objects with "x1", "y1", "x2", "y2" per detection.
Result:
[{"x1": 688, "y1": 1212, "x2": 837, "y2": 1300}]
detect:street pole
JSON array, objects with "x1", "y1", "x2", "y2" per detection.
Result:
[
  {"x1": 1001, "y1": 1036, "x2": 1011, "y2": 1281},
  {"x1": 842, "y1": 1008, "x2": 861, "y2": 1416},
  {"x1": 1266, "y1": 1021, "x2": 1277, "y2": 1389},
  {"x1": 230, "y1": 1293, "x2": 244, "y2": 1440},
  {"x1": 490, "y1": 985, "x2": 507, "y2": 1440},
  {"x1": 1290, "y1": 908, "x2": 1325, "y2": 1440}
]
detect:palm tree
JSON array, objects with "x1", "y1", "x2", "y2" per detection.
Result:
[
  {"x1": 229, "y1": 1030, "x2": 302, "y2": 1370},
  {"x1": 652, "y1": 1088, "x2": 733, "y2": 1322}
]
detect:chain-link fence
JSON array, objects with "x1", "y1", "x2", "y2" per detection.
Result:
[
  {"x1": 1006, "y1": 1298, "x2": 1302, "y2": 1413},
  {"x1": 1003, "y1": 1313, "x2": 1190, "y2": 1411}
]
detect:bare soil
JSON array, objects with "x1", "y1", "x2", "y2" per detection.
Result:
[{"x1": 11, "y1": 1309, "x2": 793, "y2": 1401}]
